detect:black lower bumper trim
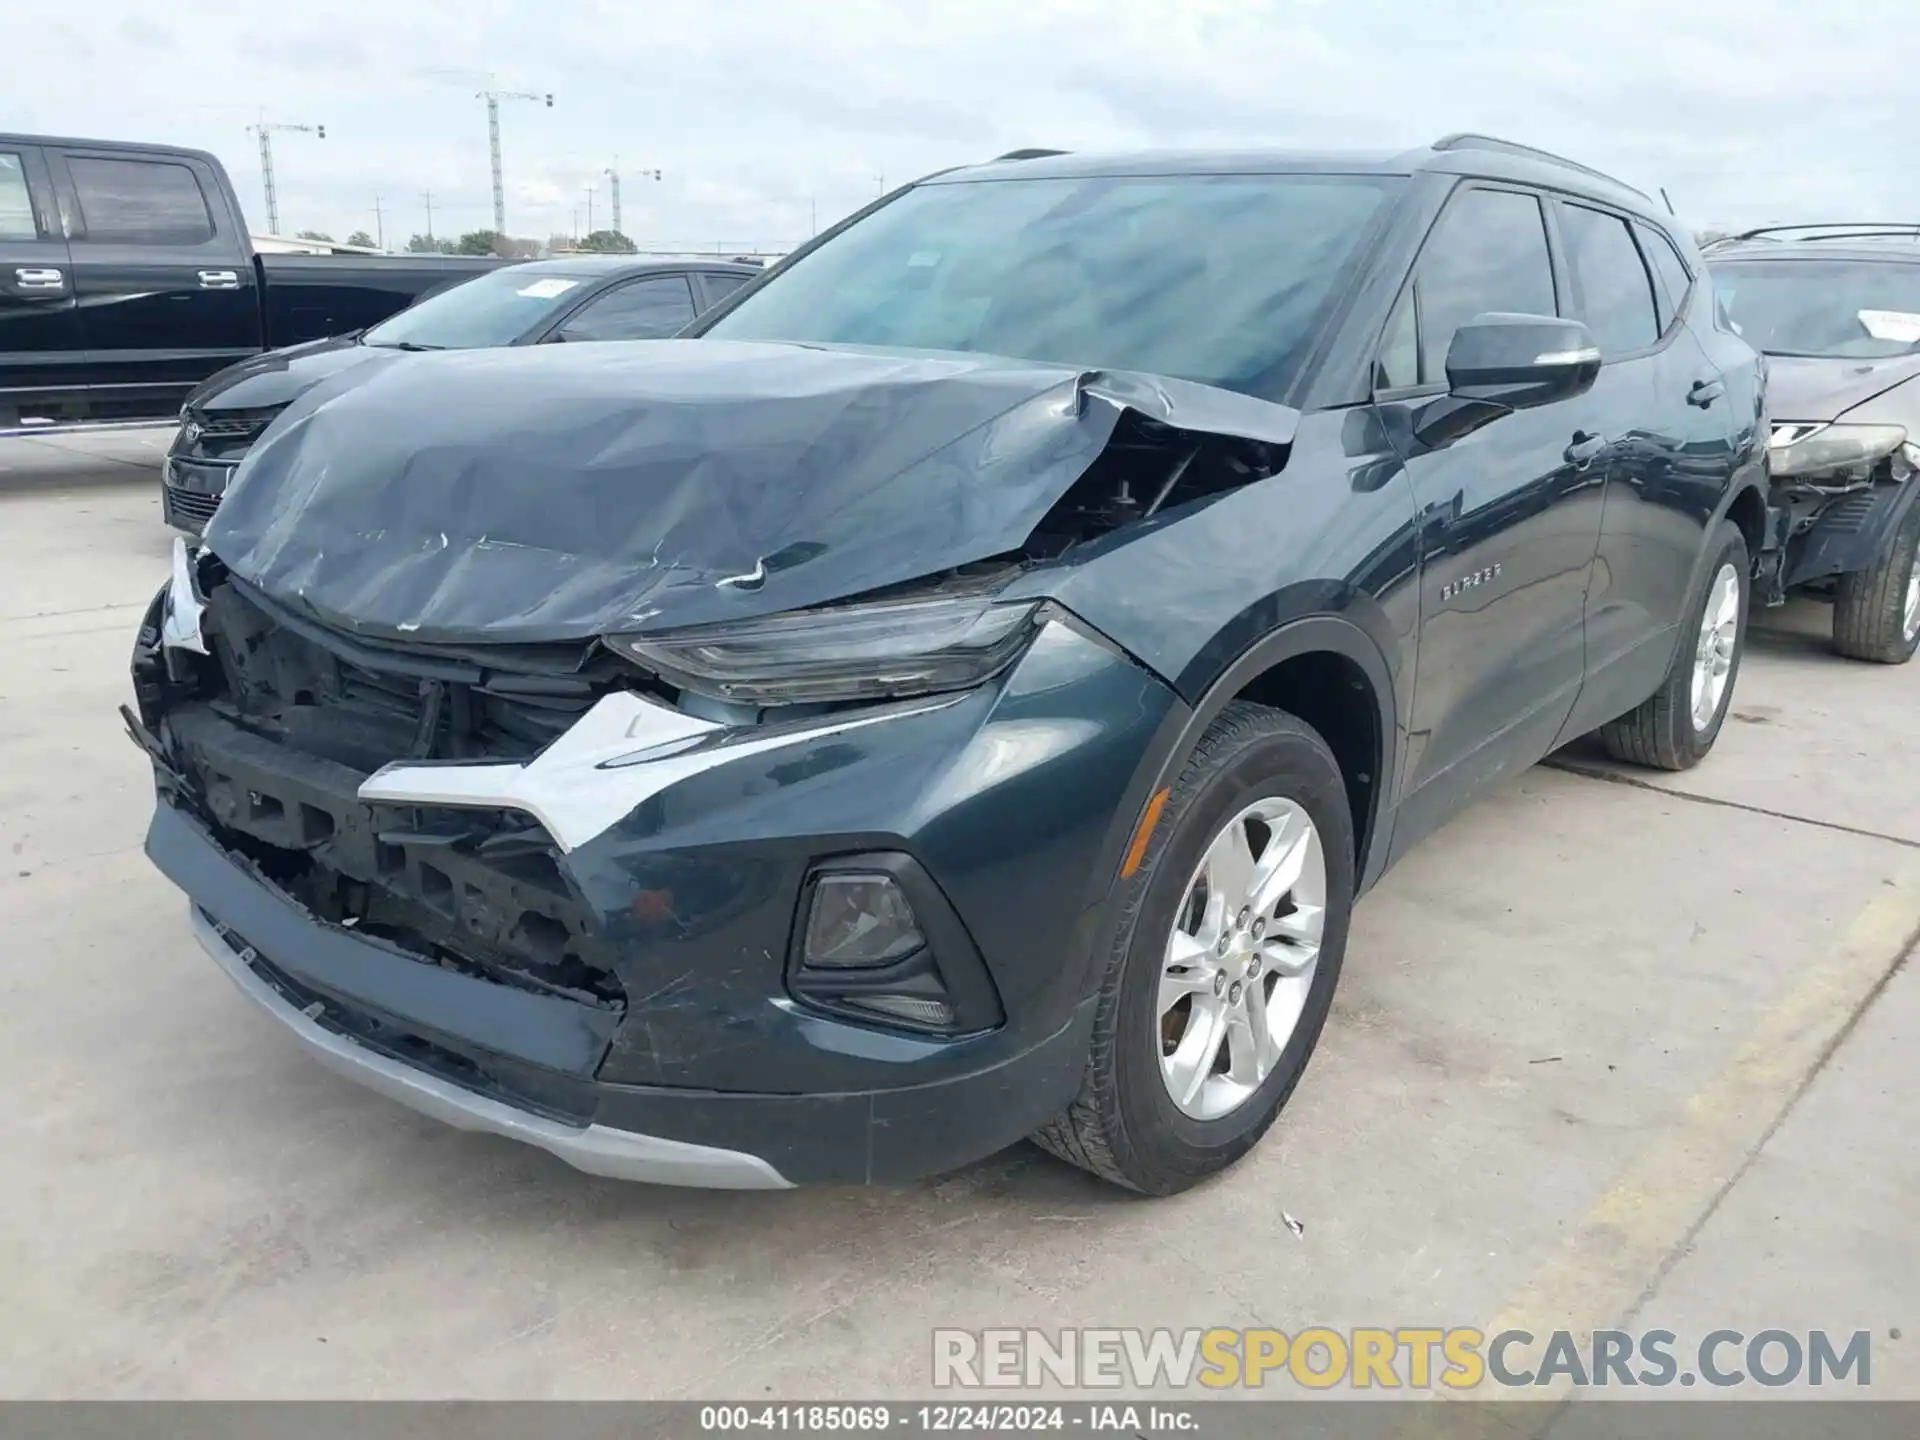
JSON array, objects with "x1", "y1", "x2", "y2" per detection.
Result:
[{"x1": 146, "y1": 800, "x2": 617, "y2": 1077}]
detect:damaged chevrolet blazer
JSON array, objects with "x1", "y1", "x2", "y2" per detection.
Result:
[{"x1": 129, "y1": 136, "x2": 1767, "y2": 1194}]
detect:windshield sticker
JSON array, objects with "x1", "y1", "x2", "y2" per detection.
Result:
[
  {"x1": 517, "y1": 278, "x2": 582, "y2": 299},
  {"x1": 1858, "y1": 309, "x2": 1920, "y2": 343},
  {"x1": 907, "y1": 251, "x2": 942, "y2": 268}
]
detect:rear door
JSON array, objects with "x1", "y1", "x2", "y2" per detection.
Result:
[
  {"x1": 1553, "y1": 202, "x2": 1722, "y2": 733},
  {"x1": 48, "y1": 147, "x2": 261, "y2": 410},
  {"x1": 0, "y1": 144, "x2": 79, "y2": 422}
]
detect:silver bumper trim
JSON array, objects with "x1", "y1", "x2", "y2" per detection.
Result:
[{"x1": 191, "y1": 909, "x2": 793, "y2": 1189}]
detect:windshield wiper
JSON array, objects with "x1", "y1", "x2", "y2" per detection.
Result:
[{"x1": 368, "y1": 340, "x2": 446, "y2": 352}]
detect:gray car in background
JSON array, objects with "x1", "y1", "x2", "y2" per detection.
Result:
[{"x1": 1710, "y1": 226, "x2": 1920, "y2": 662}]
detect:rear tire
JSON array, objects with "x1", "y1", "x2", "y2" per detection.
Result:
[
  {"x1": 1031, "y1": 703, "x2": 1354, "y2": 1195},
  {"x1": 1596, "y1": 520, "x2": 1748, "y2": 771},
  {"x1": 1832, "y1": 498, "x2": 1920, "y2": 664}
]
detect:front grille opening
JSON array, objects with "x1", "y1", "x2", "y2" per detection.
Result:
[
  {"x1": 162, "y1": 578, "x2": 639, "y2": 1016},
  {"x1": 182, "y1": 749, "x2": 628, "y2": 1012},
  {"x1": 198, "y1": 579, "x2": 633, "y2": 771},
  {"x1": 165, "y1": 488, "x2": 221, "y2": 524}
]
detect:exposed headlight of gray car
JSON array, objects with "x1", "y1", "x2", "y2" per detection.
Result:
[
  {"x1": 1768, "y1": 422, "x2": 1911, "y2": 482},
  {"x1": 607, "y1": 593, "x2": 1044, "y2": 707}
]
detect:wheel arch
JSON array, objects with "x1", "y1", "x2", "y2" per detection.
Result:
[{"x1": 1146, "y1": 614, "x2": 1401, "y2": 895}]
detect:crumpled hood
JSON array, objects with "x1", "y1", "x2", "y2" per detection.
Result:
[
  {"x1": 1765, "y1": 351, "x2": 1920, "y2": 423},
  {"x1": 185, "y1": 334, "x2": 394, "y2": 413},
  {"x1": 205, "y1": 339, "x2": 1297, "y2": 644}
]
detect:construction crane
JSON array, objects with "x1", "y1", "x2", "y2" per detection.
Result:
[
  {"x1": 246, "y1": 119, "x2": 325, "y2": 237},
  {"x1": 478, "y1": 88, "x2": 552, "y2": 235},
  {"x1": 605, "y1": 163, "x2": 661, "y2": 241}
]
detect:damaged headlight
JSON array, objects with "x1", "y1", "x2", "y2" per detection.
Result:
[
  {"x1": 608, "y1": 594, "x2": 1043, "y2": 706},
  {"x1": 1769, "y1": 423, "x2": 1910, "y2": 481}
]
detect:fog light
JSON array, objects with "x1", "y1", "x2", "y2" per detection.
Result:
[{"x1": 803, "y1": 873, "x2": 925, "y2": 968}]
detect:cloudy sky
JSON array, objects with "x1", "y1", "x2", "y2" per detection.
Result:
[{"x1": 5, "y1": 0, "x2": 1909, "y2": 249}]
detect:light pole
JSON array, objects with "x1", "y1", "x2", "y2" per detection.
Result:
[
  {"x1": 477, "y1": 87, "x2": 552, "y2": 235},
  {"x1": 246, "y1": 118, "x2": 325, "y2": 236}
]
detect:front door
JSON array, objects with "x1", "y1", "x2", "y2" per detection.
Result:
[
  {"x1": 0, "y1": 145, "x2": 79, "y2": 424},
  {"x1": 1374, "y1": 184, "x2": 1609, "y2": 856}
]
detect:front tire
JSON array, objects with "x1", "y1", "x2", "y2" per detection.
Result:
[
  {"x1": 1832, "y1": 498, "x2": 1920, "y2": 664},
  {"x1": 1031, "y1": 703, "x2": 1354, "y2": 1195},
  {"x1": 1596, "y1": 520, "x2": 1749, "y2": 772}
]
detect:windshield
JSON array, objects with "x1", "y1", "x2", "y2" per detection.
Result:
[
  {"x1": 705, "y1": 173, "x2": 1399, "y2": 397},
  {"x1": 363, "y1": 269, "x2": 594, "y2": 349},
  {"x1": 1712, "y1": 258, "x2": 1920, "y2": 359}
]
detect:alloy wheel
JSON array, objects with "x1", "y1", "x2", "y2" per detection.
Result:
[
  {"x1": 1690, "y1": 562, "x2": 1740, "y2": 732},
  {"x1": 1158, "y1": 797, "x2": 1326, "y2": 1121}
]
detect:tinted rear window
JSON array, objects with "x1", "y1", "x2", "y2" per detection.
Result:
[
  {"x1": 1561, "y1": 204, "x2": 1660, "y2": 357},
  {"x1": 68, "y1": 157, "x2": 214, "y2": 245},
  {"x1": 1636, "y1": 223, "x2": 1694, "y2": 331},
  {"x1": 0, "y1": 153, "x2": 36, "y2": 240}
]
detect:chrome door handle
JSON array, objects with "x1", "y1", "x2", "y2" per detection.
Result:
[
  {"x1": 14, "y1": 267, "x2": 66, "y2": 289},
  {"x1": 198, "y1": 270, "x2": 240, "y2": 289}
]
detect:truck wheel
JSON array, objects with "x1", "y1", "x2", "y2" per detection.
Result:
[
  {"x1": 1596, "y1": 520, "x2": 1749, "y2": 771},
  {"x1": 1031, "y1": 702, "x2": 1353, "y2": 1195},
  {"x1": 1832, "y1": 499, "x2": 1920, "y2": 664}
]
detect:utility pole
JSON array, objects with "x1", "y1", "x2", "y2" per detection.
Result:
[
  {"x1": 369, "y1": 195, "x2": 386, "y2": 250},
  {"x1": 246, "y1": 116, "x2": 325, "y2": 236},
  {"x1": 584, "y1": 183, "x2": 594, "y2": 236},
  {"x1": 420, "y1": 189, "x2": 435, "y2": 245},
  {"x1": 477, "y1": 86, "x2": 553, "y2": 235}
]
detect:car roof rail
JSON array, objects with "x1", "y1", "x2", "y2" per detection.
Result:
[
  {"x1": 1430, "y1": 132, "x2": 1650, "y2": 201},
  {"x1": 992, "y1": 148, "x2": 1071, "y2": 162},
  {"x1": 1721, "y1": 222, "x2": 1920, "y2": 244}
]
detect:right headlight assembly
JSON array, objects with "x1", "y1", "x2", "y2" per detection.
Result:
[
  {"x1": 1769, "y1": 422, "x2": 1910, "y2": 481},
  {"x1": 606, "y1": 593, "x2": 1044, "y2": 707}
]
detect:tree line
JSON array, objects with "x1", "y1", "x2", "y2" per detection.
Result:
[{"x1": 293, "y1": 229, "x2": 641, "y2": 257}]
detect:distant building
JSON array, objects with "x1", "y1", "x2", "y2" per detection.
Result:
[{"x1": 251, "y1": 234, "x2": 387, "y2": 256}]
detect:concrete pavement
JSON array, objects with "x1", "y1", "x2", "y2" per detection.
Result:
[{"x1": 0, "y1": 454, "x2": 1913, "y2": 1403}]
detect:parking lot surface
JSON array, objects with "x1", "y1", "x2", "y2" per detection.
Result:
[{"x1": 2, "y1": 436, "x2": 1914, "y2": 1401}]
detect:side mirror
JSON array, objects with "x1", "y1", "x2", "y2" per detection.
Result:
[{"x1": 1445, "y1": 314, "x2": 1600, "y2": 410}]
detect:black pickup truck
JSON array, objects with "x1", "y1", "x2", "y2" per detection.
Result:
[{"x1": 1, "y1": 133, "x2": 507, "y2": 431}]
